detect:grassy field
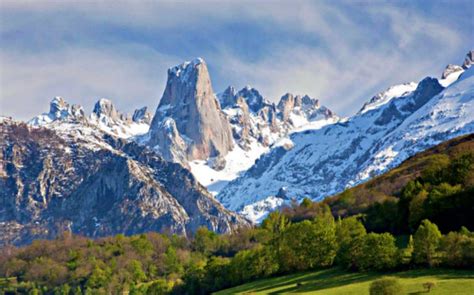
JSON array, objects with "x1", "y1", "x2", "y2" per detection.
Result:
[{"x1": 215, "y1": 268, "x2": 474, "y2": 294}]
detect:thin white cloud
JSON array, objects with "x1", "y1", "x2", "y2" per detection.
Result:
[
  {"x1": 0, "y1": 46, "x2": 178, "y2": 120},
  {"x1": 0, "y1": 1, "x2": 471, "y2": 120}
]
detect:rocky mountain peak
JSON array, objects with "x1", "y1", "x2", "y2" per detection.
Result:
[
  {"x1": 463, "y1": 50, "x2": 474, "y2": 69},
  {"x1": 236, "y1": 86, "x2": 264, "y2": 113},
  {"x1": 92, "y1": 98, "x2": 120, "y2": 121},
  {"x1": 148, "y1": 58, "x2": 234, "y2": 161},
  {"x1": 29, "y1": 97, "x2": 85, "y2": 125},
  {"x1": 49, "y1": 96, "x2": 68, "y2": 115},
  {"x1": 168, "y1": 57, "x2": 206, "y2": 83},
  {"x1": 132, "y1": 107, "x2": 152, "y2": 124},
  {"x1": 301, "y1": 95, "x2": 320, "y2": 108},
  {"x1": 218, "y1": 86, "x2": 238, "y2": 109},
  {"x1": 442, "y1": 64, "x2": 464, "y2": 79},
  {"x1": 277, "y1": 93, "x2": 295, "y2": 121}
]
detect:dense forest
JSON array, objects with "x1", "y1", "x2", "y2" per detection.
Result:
[{"x1": 1, "y1": 135, "x2": 473, "y2": 294}]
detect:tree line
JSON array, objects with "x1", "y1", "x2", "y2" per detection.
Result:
[{"x1": 0, "y1": 151, "x2": 472, "y2": 294}]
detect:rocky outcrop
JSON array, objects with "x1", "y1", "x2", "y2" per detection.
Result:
[
  {"x1": 91, "y1": 98, "x2": 132, "y2": 124},
  {"x1": 236, "y1": 86, "x2": 264, "y2": 113},
  {"x1": 132, "y1": 107, "x2": 152, "y2": 124},
  {"x1": 442, "y1": 64, "x2": 464, "y2": 79},
  {"x1": 218, "y1": 65, "x2": 473, "y2": 222},
  {"x1": 28, "y1": 97, "x2": 85, "y2": 125},
  {"x1": 218, "y1": 86, "x2": 238, "y2": 109},
  {"x1": 148, "y1": 58, "x2": 234, "y2": 161},
  {"x1": 463, "y1": 50, "x2": 474, "y2": 69},
  {"x1": 0, "y1": 119, "x2": 249, "y2": 246},
  {"x1": 277, "y1": 93, "x2": 334, "y2": 123}
]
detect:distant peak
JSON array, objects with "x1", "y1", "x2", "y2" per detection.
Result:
[
  {"x1": 441, "y1": 64, "x2": 463, "y2": 79},
  {"x1": 132, "y1": 107, "x2": 151, "y2": 124},
  {"x1": 92, "y1": 98, "x2": 120, "y2": 121},
  {"x1": 29, "y1": 96, "x2": 84, "y2": 126},
  {"x1": 463, "y1": 50, "x2": 474, "y2": 69},
  {"x1": 168, "y1": 57, "x2": 207, "y2": 79},
  {"x1": 49, "y1": 96, "x2": 69, "y2": 114},
  {"x1": 237, "y1": 86, "x2": 264, "y2": 112},
  {"x1": 218, "y1": 86, "x2": 238, "y2": 109}
]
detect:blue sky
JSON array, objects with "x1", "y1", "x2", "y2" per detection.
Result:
[{"x1": 1, "y1": 0, "x2": 473, "y2": 120}]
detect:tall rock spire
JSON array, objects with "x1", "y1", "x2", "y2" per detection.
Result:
[{"x1": 149, "y1": 58, "x2": 234, "y2": 161}]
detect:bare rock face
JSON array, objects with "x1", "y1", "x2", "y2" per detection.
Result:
[
  {"x1": 277, "y1": 93, "x2": 333, "y2": 124},
  {"x1": 91, "y1": 98, "x2": 130, "y2": 124},
  {"x1": 219, "y1": 86, "x2": 238, "y2": 109},
  {"x1": 442, "y1": 64, "x2": 464, "y2": 79},
  {"x1": 29, "y1": 97, "x2": 85, "y2": 125},
  {"x1": 149, "y1": 58, "x2": 234, "y2": 161},
  {"x1": 132, "y1": 107, "x2": 152, "y2": 124},
  {"x1": 237, "y1": 86, "x2": 264, "y2": 113},
  {"x1": 0, "y1": 119, "x2": 249, "y2": 246},
  {"x1": 463, "y1": 50, "x2": 474, "y2": 69},
  {"x1": 277, "y1": 93, "x2": 297, "y2": 122}
]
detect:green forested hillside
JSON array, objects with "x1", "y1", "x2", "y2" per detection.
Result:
[
  {"x1": 1, "y1": 134, "x2": 473, "y2": 294},
  {"x1": 324, "y1": 133, "x2": 474, "y2": 234}
]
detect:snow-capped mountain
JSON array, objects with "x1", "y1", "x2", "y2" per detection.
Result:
[
  {"x1": 29, "y1": 97, "x2": 150, "y2": 139},
  {"x1": 2, "y1": 100, "x2": 249, "y2": 245},
  {"x1": 146, "y1": 58, "x2": 234, "y2": 164},
  {"x1": 11, "y1": 51, "x2": 473, "y2": 227},
  {"x1": 217, "y1": 51, "x2": 474, "y2": 222},
  {"x1": 144, "y1": 58, "x2": 339, "y2": 194}
]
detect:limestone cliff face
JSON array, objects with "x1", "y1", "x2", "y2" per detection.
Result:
[
  {"x1": 149, "y1": 58, "x2": 234, "y2": 161},
  {"x1": 0, "y1": 118, "x2": 249, "y2": 246}
]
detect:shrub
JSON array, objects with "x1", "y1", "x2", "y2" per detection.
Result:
[
  {"x1": 423, "y1": 281, "x2": 436, "y2": 292},
  {"x1": 369, "y1": 277, "x2": 403, "y2": 295}
]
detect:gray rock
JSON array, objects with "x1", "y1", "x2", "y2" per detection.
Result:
[
  {"x1": 442, "y1": 64, "x2": 463, "y2": 79},
  {"x1": 149, "y1": 58, "x2": 234, "y2": 161},
  {"x1": 462, "y1": 50, "x2": 474, "y2": 69},
  {"x1": 0, "y1": 119, "x2": 249, "y2": 246},
  {"x1": 236, "y1": 86, "x2": 264, "y2": 113},
  {"x1": 218, "y1": 86, "x2": 238, "y2": 109},
  {"x1": 132, "y1": 107, "x2": 152, "y2": 124},
  {"x1": 92, "y1": 98, "x2": 121, "y2": 122}
]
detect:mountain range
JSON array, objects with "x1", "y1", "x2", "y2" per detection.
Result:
[{"x1": 0, "y1": 50, "x2": 473, "y2": 245}]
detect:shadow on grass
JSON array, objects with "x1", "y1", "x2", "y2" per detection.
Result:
[
  {"x1": 216, "y1": 267, "x2": 474, "y2": 294},
  {"x1": 263, "y1": 268, "x2": 376, "y2": 294}
]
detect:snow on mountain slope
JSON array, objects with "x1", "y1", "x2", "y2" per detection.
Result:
[
  {"x1": 187, "y1": 85, "x2": 339, "y2": 195},
  {"x1": 29, "y1": 97, "x2": 150, "y2": 139},
  {"x1": 218, "y1": 60, "x2": 474, "y2": 222},
  {"x1": 358, "y1": 82, "x2": 418, "y2": 114}
]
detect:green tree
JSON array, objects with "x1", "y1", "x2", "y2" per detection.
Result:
[
  {"x1": 192, "y1": 227, "x2": 219, "y2": 256},
  {"x1": 201, "y1": 256, "x2": 231, "y2": 293},
  {"x1": 86, "y1": 265, "x2": 110, "y2": 290},
  {"x1": 280, "y1": 213, "x2": 337, "y2": 271},
  {"x1": 408, "y1": 190, "x2": 428, "y2": 230},
  {"x1": 300, "y1": 197, "x2": 313, "y2": 208},
  {"x1": 129, "y1": 260, "x2": 146, "y2": 283},
  {"x1": 358, "y1": 233, "x2": 397, "y2": 271},
  {"x1": 261, "y1": 211, "x2": 290, "y2": 270},
  {"x1": 413, "y1": 219, "x2": 442, "y2": 267},
  {"x1": 440, "y1": 232, "x2": 474, "y2": 268},
  {"x1": 336, "y1": 216, "x2": 367, "y2": 269},
  {"x1": 399, "y1": 235, "x2": 414, "y2": 266},
  {"x1": 164, "y1": 246, "x2": 183, "y2": 276}
]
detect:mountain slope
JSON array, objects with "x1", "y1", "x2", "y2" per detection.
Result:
[
  {"x1": 325, "y1": 133, "x2": 474, "y2": 218},
  {"x1": 143, "y1": 58, "x2": 338, "y2": 194},
  {"x1": 218, "y1": 53, "x2": 474, "y2": 222},
  {"x1": 0, "y1": 116, "x2": 249, "y2": 246},
  {"x1": 147, "y1": 58, "x2": 234, "y2": 162}
]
